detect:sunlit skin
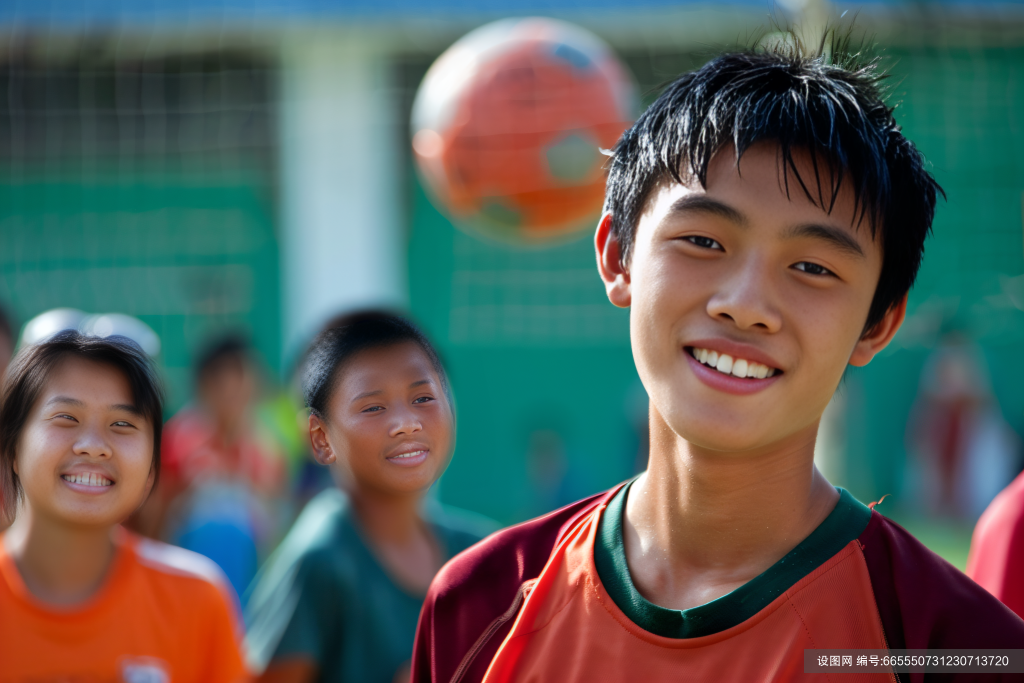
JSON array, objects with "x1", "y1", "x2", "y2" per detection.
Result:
[
  {"x1": 4, "y1": 357, "x2": 155, "y2": 606},
  {"x1": 596, "y1": 142, "x2": 905, "y2": 612},
  {"x1": 261, "y1": 342, "x2": 454, "y2": 683}
]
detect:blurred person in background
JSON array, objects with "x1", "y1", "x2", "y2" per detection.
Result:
[
  {"x1": 245, "y1": 311, "x2": 493, "y2": 683},
  {"x1": 0, "y1": 331, "x2": 247, "y2": 681},
  {"x1": 142, "y1": 333, "x2": 287, "y2": 602},
  {"x1": 968, "y1": 469, "x2": 1024, "y2": 620},
  {"x1": 906, "y1": 331, "x2": 1019, "y2": 518}
]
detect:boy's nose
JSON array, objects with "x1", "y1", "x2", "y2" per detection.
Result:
[{"x1": 705, "y1": 263, "x2": 782, "y2": 333}]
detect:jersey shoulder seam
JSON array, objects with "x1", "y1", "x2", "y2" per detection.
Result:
[{"x1": 133, "y1": 536, "x2": 230, "y2": 589}]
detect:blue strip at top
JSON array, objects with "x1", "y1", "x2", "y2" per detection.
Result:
[{"x1": 12, "y1": 0, "x2": 1018, "y2": 28}]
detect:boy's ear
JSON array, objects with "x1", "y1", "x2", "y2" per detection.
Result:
[
  {"x1": 849, "y1": 295, "x2": 908, "y2": 367},
  {"x1": 595, "y1": 213, "x2": 631, "y2": 308},
  {"x1": 308, "y1": 413, "x2": 337, "y2": 466}
]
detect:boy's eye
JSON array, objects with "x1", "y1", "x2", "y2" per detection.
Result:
[
  {"x1": 793, "y1": 262, "x2": 836, "y2": 277},
  {"x1": 413, "y1": 396, "x2": 435, "y2": 404},
  {"x1": 684, "y1": 235, "x2": 723, "y2": 251},
  {"x1": 55, "y1": 413, "x2": 77, "y2": 422},
  {"x1": 362, "y1": 406, "x2": 384, "y2": 413},
  {"x1": 111, "y1": 420, "x2": 135, "y2": 428}
]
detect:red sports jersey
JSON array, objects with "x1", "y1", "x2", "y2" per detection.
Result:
[
  {"x1": 968, "y1": 470, "x2": 1024, "y2": 619},
  {"x1": 481, "y1": 492, "x2": 893, "y2": 682},
  {"x1": 413, "y1": 483, "x2": 1024, "y2": 683}
]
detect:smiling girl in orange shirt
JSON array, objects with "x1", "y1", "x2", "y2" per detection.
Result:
[{"x1": 0, "y1": 330, "x2": 248, "y2": 682}]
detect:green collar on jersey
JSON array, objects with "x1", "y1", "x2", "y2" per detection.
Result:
[{"x1": 593, "y1": 480, "x2": 873, "y2": 639}]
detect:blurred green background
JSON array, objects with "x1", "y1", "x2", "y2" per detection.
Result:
[{"x1": 3, "y1": 7, "x2": 1024, "y2": 570}]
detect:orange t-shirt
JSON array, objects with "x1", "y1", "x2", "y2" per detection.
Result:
[
  {"x1": 481, "y1": 494, "x2": 895, "y2": 683},
  {"x1": 0, "y1": 529, "x2": 249, "y2": 683}
]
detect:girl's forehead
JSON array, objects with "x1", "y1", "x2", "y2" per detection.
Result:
[
  {"x1": 336, "y1": 343, "x2": 440, "y2": 391},
  {"x1": 37, "y1": 356, "x2": 135, "y2": 407}
]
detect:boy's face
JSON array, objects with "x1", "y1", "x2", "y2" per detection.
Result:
[
  {"x1": 15, "y1": 356, "x2": 155, "y2": 528},
  {"x1": 598, "y1": 142, "x2": 904, "y2": 454},
  {"x1": 314, "y1": 342, "x2": 453, "y2": 495}
]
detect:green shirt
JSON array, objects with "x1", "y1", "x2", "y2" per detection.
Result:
[
  {"x1": 593, "y1": 480, "x2": 872, "y2": 638},
  {"x1": 244, "y1": 488, "x2": 493, "y2": 683}
]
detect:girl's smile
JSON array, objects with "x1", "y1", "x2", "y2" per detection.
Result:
[
  {"x1": 386, "y1": 445, "x2": 430, "y2": 467},
  {"x1": 60, "y1": 469, "x2": 116, "y2": 493}
]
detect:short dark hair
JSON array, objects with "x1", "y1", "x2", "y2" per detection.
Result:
[
  {"x1": 0, "y1": 330, "x2": 164, "y2": 519},
  {"x1": 302, "y1": 311, "x2": 451, "y2": 420},
  {"x1": 194, "y1": 333, "x2": 250, "y2": 382},
  {"x1": 604, "y1": 37, "x2": 942, "y2": 334}
]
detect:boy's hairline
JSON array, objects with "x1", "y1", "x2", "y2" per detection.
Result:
[{"x1": 613, "y1": 144, "x2": 885, "y2": 255}]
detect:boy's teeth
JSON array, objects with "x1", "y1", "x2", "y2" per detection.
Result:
[
  {"x1": 716, "y1": 354, "x2": 733, "y2": 375},
  {"x1": 690, "y1": 347, "x2": 778, "y2": 379},
  {"x1": 62, "y1": 473, "x2": 113, "y2": 487},
  {"x1": 392, "y1": 450, "x2": 425, "y2": 459}
]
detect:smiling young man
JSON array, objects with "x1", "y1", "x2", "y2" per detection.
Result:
[{"x1": 411, "y1": 46, "x2": 1024, "y2": 683}]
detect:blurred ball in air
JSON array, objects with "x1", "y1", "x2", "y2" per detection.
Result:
[{"x1": 412, "y1": 17, "x2": 637, "y2": 245}]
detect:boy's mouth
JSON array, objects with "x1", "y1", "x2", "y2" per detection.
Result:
[
  {"x1": 61, "y1": 473, "x2": 114, "y2": 487},
  {"x1": 688, "y1": 347, "x2": 780, "y2": 379}
]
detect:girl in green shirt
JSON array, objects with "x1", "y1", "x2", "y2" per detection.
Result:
[{"x1": 245, "y1": 312, "x2": 492, "y2": 683}]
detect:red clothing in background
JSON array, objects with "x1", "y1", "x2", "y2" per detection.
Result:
[
  {"x1": 161, "y1": 407, "x2": 284, "y2": 495},
  {"x1": 968, "y1": 470, "x2": 1024, "y2": 618}
]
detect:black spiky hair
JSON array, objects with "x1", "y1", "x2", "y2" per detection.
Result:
[{"x1": 604, "y1": 32, "x2": 943, "y2": 334}]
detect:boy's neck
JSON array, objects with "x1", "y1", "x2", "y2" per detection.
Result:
[
  {"x1": 623, "y1": 408, "x2": 838, "y2": 612},
  {"x1": 4, "y1": 509, "x2": 117, "y2": 607}
]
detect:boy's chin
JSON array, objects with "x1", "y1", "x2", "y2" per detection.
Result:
[
  {"x1": 668, "y1": 414, "x2": 784, "y2": 454},
  {"x1": 681, "y1": 432, "x2": 774, "y2": 455}
]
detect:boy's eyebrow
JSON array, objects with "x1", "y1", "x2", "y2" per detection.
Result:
[
  {"x1": 668, "y1": 195, "x2": 747, "y2": 226},
  {"x1": 409, "y1": 379, "x2": 431, "y2": 389},
  {"x1": 784, "y1": 223, "x2": 865, "y2": 258}
]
